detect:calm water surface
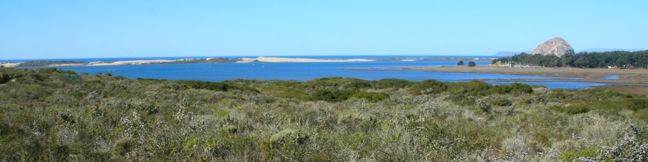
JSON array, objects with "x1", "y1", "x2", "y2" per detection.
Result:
[{"x1": 58, "y1": 60, "x2": 604, "y2": 89}]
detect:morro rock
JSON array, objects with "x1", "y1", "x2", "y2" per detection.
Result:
[{"x1": 532, "y1": 37, "x2": 574, "y2": 57}]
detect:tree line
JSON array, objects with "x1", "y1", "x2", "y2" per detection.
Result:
[{"x1": 493, "y1": 50, "x2": 648, "y2": 68}]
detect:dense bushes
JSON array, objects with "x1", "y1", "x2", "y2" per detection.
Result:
[
  {"x1": 0, "y1": 73, "x2": 11, "y2": 84},
  {"x1": 308, "y1": 89, "x2": 389, "y2": 102},
  {"x1": 409, "y1": 80, "x2": 533, "y2": 97},
  {"x1": 491, "y1": 83, "x2": 533, "y2": 94},
  {"x1": 262, "y1": 129, "x2": 312, "y2": 160},
  {"x1": 494, "y1": 50, "x2": 648, "y2": 68},
  {"x1": 447, "y1": 94, "x2": 476, "y2": 106},
  {"x1": 350, "y1": 91, "x2": 389, "y2": 102},
  {"x1": 490, "y1": 97, "x2": 513, "y2": 106},
  {"x1": 305, "y1": 77, "x2": 371, "y2": 90},
  {"x1": 371, "y1": 78, "x2": 413, "y2": 89},
  {"x1": 468, "y1": 61, "x2": 477, "y2": 67},
  {"x1": 550, "y1": 94, "x2": 648, "y2": 117},
  {"x1": 261, "y1": 77, "x2": 531, "y2": 102},
  {"x1": 408, "y1": 80, "x2": 447, "y2": 94},
  {"x1": 1, "y1": 68, "x2": 648, "y2": 161},
  {"x1": 309, "y1": 89, "x2": 353, "y2": 102},
  {"x1": 175, "y1": 80, "x2": 260, "y2": 93}
]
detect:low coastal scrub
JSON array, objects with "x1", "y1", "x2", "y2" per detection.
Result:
[{"x1": 1, "y1": 67, "x2": 648, "y2": 161}]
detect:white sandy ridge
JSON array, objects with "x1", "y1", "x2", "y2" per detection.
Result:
[
  {"x1": 87, "y1": 59, "x2": 176, "y2": 66},
  {"x1": 48, "y1": 63, "x2": 87, "y2": 67},
  {"x1": 0, "y1": 62, "x2": 22, "y2": 68}
]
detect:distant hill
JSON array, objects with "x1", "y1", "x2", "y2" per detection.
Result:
[{"x1": 532, "y1": 37, "x2": 574, "y2": 57}]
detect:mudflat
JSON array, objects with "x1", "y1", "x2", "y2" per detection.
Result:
[{"x1": 409, "y1": 66, "x2": 648, "y2": 95}]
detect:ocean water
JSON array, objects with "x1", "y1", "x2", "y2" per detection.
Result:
[{"x1": 57, "y1": 57, "x2": 605, "y2": 89}]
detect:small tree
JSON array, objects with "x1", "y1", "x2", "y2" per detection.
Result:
[
  {"x1": 468, "y1": 61, "x2": 477, "y2": 67},
  {"x1": 457, "y1": 60, "x2": 464, "y2": 66}
]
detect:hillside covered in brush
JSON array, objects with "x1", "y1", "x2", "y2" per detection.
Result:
[{"x1": 1, "y1": 68, "x2": 648, "y2": 161}]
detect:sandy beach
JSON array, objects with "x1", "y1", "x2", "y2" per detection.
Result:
[
  {"x1": 0, "y1": 62, "x2": 22, "y2": 67},
  {"x1": 87, "y1": 60, "x2": 176, "y2": 66},
  {"x1": 0, "y1": 62, "x2": 22, "y2": 68},
  {"x1": 408, "y1": 66, "x2": 648, "y2": 95}
]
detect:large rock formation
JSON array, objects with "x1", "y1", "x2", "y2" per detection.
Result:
[{"x1": 532, "y1": 37, "x2": 574, "y2": 57}]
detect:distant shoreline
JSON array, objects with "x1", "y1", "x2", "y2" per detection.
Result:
[
  {"x1": 2, "y1": 56, "x2": 493, "y2": 68},
  {"x1": 2, "y1": 56, "x2": 377, "y2": 68},
  {"x1": 379, "y1": 66, "x2": 648, "y2": 95}
]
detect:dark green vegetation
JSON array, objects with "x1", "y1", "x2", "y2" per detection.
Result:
[
  {"x1": 457, "y1": 60, "x2": 464, "y2": 66},
  {"x1": 468, "y1": 61, "x2": 477, "y2": 67},
  {"x1": 17, "y1": 60, "x2": 86, "y2": 67},
  {"x1": 494, "y1": 50, "x2": 648, "y2": 68},
  {"x1": 1, "y1": 68, "x2": 648, "y2": 161}
]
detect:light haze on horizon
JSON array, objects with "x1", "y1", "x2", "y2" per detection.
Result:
[{"x1": 1, "y1": 0, "x2": 647, "y2": 60}]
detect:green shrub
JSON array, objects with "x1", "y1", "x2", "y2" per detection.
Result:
[
  {"x1": 338, "y1": 113, "x2": 378, "y2": 132},
  {"x1": 309, "y1": 89, "x2": 353, "y2": 102},
  {"x1": 550, "y1": 104, "x2": 590, "y2": 114},
  {"x1": 0, "y1": 73, "x2": 10, "y2": 84},
  {"x1": 350, "y1": 91, "x2": 389, "y2": 102},
  {"x1": 634, "y1": 109, "x2": 648, "y2": 121},
  {"x1": 2, "y1": 67, "x2": 648, "y2": 161},
  {"x1": 448, "y1": 80, "x2": 491, "y2": 96},
  {"x1": 204, "y1": 133, "x2": 258, "y2": 159},
  {"x1": 112, "y1": 138, "x2": 136, "y2": 158},
  {"x1": 176, "y1": 80, "x2": 259, "y2": 93},
  {"x1": 560, "y1": 147, "x2": 598, "y2": 161},
  {"x1": 491, "y1": 83, "x2": 533, "y2": 94},
  {"x1": 479, "y1": 100, "x2": 491, "y2": 113},
  {"x1": 262, "y1": 129, "x2": 311, "y2": 161},
  {"x1": 409, "y1": 80, "x2": 447, "y2": 94},
  {"x1": 468, "y1": 61, "x2": 477, "y2": 67},
  {"x1": 344, "y1": 79, "x2": 372, "y2": 89},
  {"x1": 372, "y1": 79, "x2": 413, "y2": 89},
  {"x1": 447, "y1": 94, "x2": 476, "y2": 106},
  {"x1": 627, "y1": 98, "x2": 648, "y2": 111},
  {"x1": 260, "y1": 81, "x2": 309, "y2": 100},
  {"x1": 491, "y1": 98, "x2": 512, "y2": 106},
  {"x1": 177, "y1": 80, "x2": 231, "y2": 91},
  {"x1": 305, "y1": 77, "x2": 371, "y2": 90}
]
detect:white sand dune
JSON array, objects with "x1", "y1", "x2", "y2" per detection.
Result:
[
  {"x1": 88, "y1": 60, "x2": 176, "y2": 66},
  {"x1": 48, "y1": 63, "x2": 87, "y2": 67},
  {"x1": 0, "y1": 62, "x2": 22, "y2": 68}
]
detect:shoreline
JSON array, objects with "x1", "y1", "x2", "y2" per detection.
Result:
[{"x1": 401, "y1": 66, "x2": 648, "y2": 95}]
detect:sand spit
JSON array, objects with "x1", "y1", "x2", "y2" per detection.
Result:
[{"x1": 87, "y1": 60, "x2": 176, "y2": 66}]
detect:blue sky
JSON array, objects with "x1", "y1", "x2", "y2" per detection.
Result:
[{"x1": 1, "y1": 0, "x2": 647, "y2": 59}]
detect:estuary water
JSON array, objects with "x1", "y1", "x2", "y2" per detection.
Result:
[{"x1": 56, "y1": 56, "x2": 605, "y2": 89}]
